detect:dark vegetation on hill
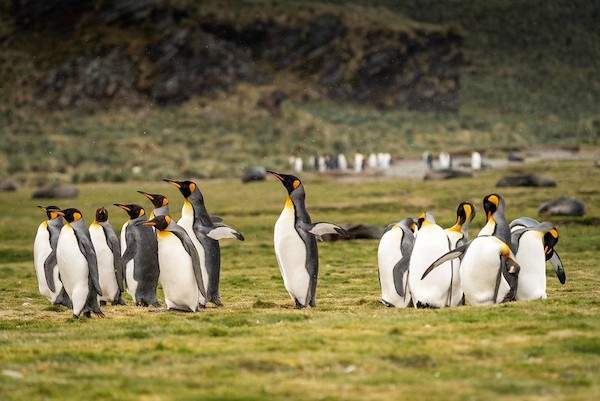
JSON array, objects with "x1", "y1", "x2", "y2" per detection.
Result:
[{"x1": 0, "y1": 0, "x2": 598, "y2": 184}]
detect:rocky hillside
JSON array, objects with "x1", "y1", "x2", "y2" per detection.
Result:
[{"x1": 4, "y1": 0, "x2": 463, "y2": 113}]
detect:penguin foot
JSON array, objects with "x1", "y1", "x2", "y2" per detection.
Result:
[
  {"x1": 99, "y1": 300, "x2": 107, "y2": 306},
  {"x1": 415, "y1": 301, "x2": 435, "y2": 309},
  {"x1": 94, "y1": 310, "x2": 106, "y2": 318},
  {"x1": 380, "y1": 299, "x2": 394, "y2": 307},
  {"x1": 211, "y1": 299, "x2": 224, "y2": 307},
  {"x1": 112, "y1": 297, "x2": 127, "y2": 306},
  {"x1": 83, "y1": 311, "x2": 92, "y2": 318},
  {"x1": 151, "y1": 301, "x2": 161, "y2": 307},
  {"x1": 294, "y1": 299, "x2": 307, "y2": 309},
  {"x1": 72, "y1": 314, "x2": 79, "y2": 319}
]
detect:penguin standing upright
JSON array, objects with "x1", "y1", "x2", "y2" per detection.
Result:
[
  {"x1": 89, "y1": 207, "x2": 125, "y2": 306},
  {"x1": 421, "y1": 235, "x2": 521, "y2": 306},
  {"x1": 444, "y1": 202, "x2": 476, "y2": 306},
  {"x1": 138, "y1": 191, "x2": 171, "y2": 219},
  {"x1": 267, "y1": 171, "x2": 347, "y2": 308},
  {"x1": 114, "y1": 203, "x2": 160, "y2": 307},
  {"x1": 477, "y1": 193, "x2": 518, "y2": 300},
  {"x1": 511, "y1": 221, "x2": 560, "y2": 301},
  {"x1": 141, "y1": 215, "x2": 206, "y2": 311},
  {"x1": 33, "y1": 205, "x2": 72, "y2": 308},
  {"x1": 55, "y1": 208, "x2": 103, "y2": 318},
  {"x1": 510, "y1": 217, "x2": 566, "y2": 284},
  {"x1": 163, "y1": 179, "x2": 244, "y2": 307},
  {"x1": 408, "y1": 212, "x2": 453, "y2": 308},
  {"x1": 377, "y1": 217, "x2": 416, "y2": 308}
]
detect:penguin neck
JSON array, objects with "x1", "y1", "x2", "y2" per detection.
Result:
[{"x1": 184, "y1": 197, "x2": 212, "y2": 227}]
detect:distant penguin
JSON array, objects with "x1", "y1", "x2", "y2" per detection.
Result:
[
  {"x1": 471, "y1": 151, "x2": 482, "y2": 170},
  {"x1": 421, "y1": 235, "x2": 521, "y2": 306},
  {"x1": 33, "y1": 205, "x2": 72, "y2": 308},
  {"x1": 408, "y1": 212, "x2": 453, "y2": 308},
  {"x1": 114, "y1": 203, "x2": 160, "y2": 307},
  {"x1": 354, "y1": 153, "x2": 364, "y2": 172},
  {"x1": 377, "y1": 218, "x2": 416, "y2": 308},
  {"x1": 444, "y1": 202, "x2": 476, "y2": 306},
  {"x1": 89, "y1": 207, "x2": 125, "y2": 306},
  {"x1": 138, "y1": 190, "x2": 171, "y2": 219},
  {"x1": 439, "y1": 152, "x2": 452, "y2": 169},
  {"x1": 477, "y1": 193, "x2": 518, "y2": 300},
  {"x1": 267, "y1": 171, "x2": 347, "y2": 308},
  {"x1": 163, "y1": 179, "x2": 244, "y2": 307},
  {"x1": 338, "y1": 154, "x2": 348, "y2": 171},
  {"x1": 55, "y1": 208, "x2": 103, "y2": 318},
  {"x1": 368, "y1": 153, "x2": 378, "y2": 169},
  {"x1": 510, "y1": 217, "x2": 565, "y2": 284},
  {"x1": 141, "y1": 215, "x2": 207, "y2": 311}
]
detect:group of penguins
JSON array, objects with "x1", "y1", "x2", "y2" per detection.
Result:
[
  {"x1": 33, "y1": 172, "x2": 565, "y2": 318},
  {"x1": 378, "y1": 194, "x2": 566, "y2": 308}
]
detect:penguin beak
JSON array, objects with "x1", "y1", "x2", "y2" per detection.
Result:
[
  {"x1": 137, "y1": 221, "x2": 155, "y2": 227},
  {"x1": 162, "y1": 178, "x2": 181, "y2": 188},
  {"x1": 137, "y1": 190, "x2": 154, "y2": 201},
  {"x1": 113, "y1": 203, "x2": 131, "y2": 212},
  {"x1": 267, "y1": 170, "x2": 284, "y2": 181},
  {"x1": 506, "y1": 258, "x2": 520, "y2": 275},
  {"x1": 37, "y1": 205, "x2": 47, "y2": 211},
  {"x1": 55, "y1": 210, "x2": 65, "y2": 217}
]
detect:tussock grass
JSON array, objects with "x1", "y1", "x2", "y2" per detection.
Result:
[{"x1": 1, "y1": 159, "x2": 599, "y2": 400}]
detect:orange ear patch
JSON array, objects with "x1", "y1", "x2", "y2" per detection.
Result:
[
  {"x1": 293, "y1": 180, "x2": 300, "y2": 189},
  {"x1": 190, "y1": 183, "x2": 196, "y2": 193}
]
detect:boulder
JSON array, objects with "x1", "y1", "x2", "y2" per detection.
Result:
[{"x1": 538, "y1": 197, "x2": 586, "y2": 217}]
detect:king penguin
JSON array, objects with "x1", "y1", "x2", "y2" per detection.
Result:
[
  {"x1": 511, "y1": 221, "x2": 561, "y2": 301},
  {"x1": 163, "y1": 179, "x2": 244, "y2": 307},
  {"x1": 443, "y1": 202, "x2": 476, "y2": 306},
  {"x1": 421, "y1": 234, "x2": 520, "y2": 306},
  {"x1": 114, "y1": 203, "x2": 160, "y2": 307},
  {"x1": 510, "y1": 216, "x2": 566, "y2": 284},
  {"x1": 377, "y1": 217, "x2": 416, "y2": 308},
  {"x1": 33, "y1": 205, "x2": 72, "y2": 308},
  {"x1": 89, "y1": 206, "x2": 126, "y2": 306},
  {"x1": 138, "y1": 190, "x2": 171, "y2": 219},
  {"x1": 477, "y1": 193, "x2": 518, "y2": 301},
  {"x1": 140, "y1": 215, "x2": 207, "y2": 311},
  {"x1": 267, "y1": 171, "x2": 347, "y2": 308},
  {"x1": 408, "y1": 212, "x2": 454, "y2": 308},
  {"x1": 55, "y1": 208, "x2": 104, "y2": 318}
]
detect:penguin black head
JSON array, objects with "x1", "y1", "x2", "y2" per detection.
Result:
[
  {"x1": 543, "y1": 227, "x2": 559, "y2": 254},
  {"x1": 95, "y1": 206, "x2": 109, "y2": 223},
  {"x1": 56, "y1": 208, "x2": 83, "y2": 223},
  {"x1": 114, "y1": 203, "x2": 146, "y2": 220},
  {"x1": 163, "y1": 179, "x2": 198, "y2": 198},
  {"x1": 138, "y1": 190, "x2": 169, "y2": 209},
  {"x1": 456, "y1": 202, "x2": 475, "y2": 225},
  {"x1": 38, "y1": 205, "x2": 61, "y2": 220},
  {"x1": 139, "y1": 215, "x2": 171, "y2": 231},
  {"x1": 267, "y1": 170, "x2": 302, "y2": 195},
  {"x1": 483, "y1": 193, "x2": 503, "y2": 218}
]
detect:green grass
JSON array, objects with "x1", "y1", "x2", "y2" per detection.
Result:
[{"x1": 1, "y1": 159, "x2": 600, "y2": 400}]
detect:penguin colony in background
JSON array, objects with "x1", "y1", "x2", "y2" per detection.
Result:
[{"x1": 34, "y1": 174, "x2": 565, "y2": 318}]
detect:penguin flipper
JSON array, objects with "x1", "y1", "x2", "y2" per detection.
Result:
[
  {"x1": 421, "y1": 242, "x2": 470, "y2": 280},
  {"x1": 43, "y1": 251, "x2": 57, "y2": 292},
  {"x1": 74, "y1": 231, "x2": 103, "y2": 297},
  {"x1": 298, "y1": 222, "x2": 348, "y2": 241},
  {"x1": 200, "y1": 223, "x2": 245, "y2": 241},
  {"x1": 102, "y1": 224, "x2": 125, "y2": 293},
  {"x1": 122, "y1": 226, "x2": 137, "y2": 266},
  {"x1": 173, "y1": 228, "x2": 207, "y2": 299},
  {"x1": 548, "y1": 251, "x2": 566, "y2": 284},
  {"x1": 392, "y1": 256, "x2": 410, "y2": 298}
]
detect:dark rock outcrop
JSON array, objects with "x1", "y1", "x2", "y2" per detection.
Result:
[
  {"x1": 0, "y1": 180, "x2": 17, "y2": 192},
  {"x1": 424, "y1": 169, "x2": 472, "y2": 180},
  {"x1": 10, "y1": 1, "x2": 463, "y2": 113},
  {"x1": 241, "y1": 166, "x2": 267, "y2": 183}
]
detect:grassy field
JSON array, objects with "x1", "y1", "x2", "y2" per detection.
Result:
[{"x1": 1, "y1": 158, "x2": 599, "y2": 400}]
